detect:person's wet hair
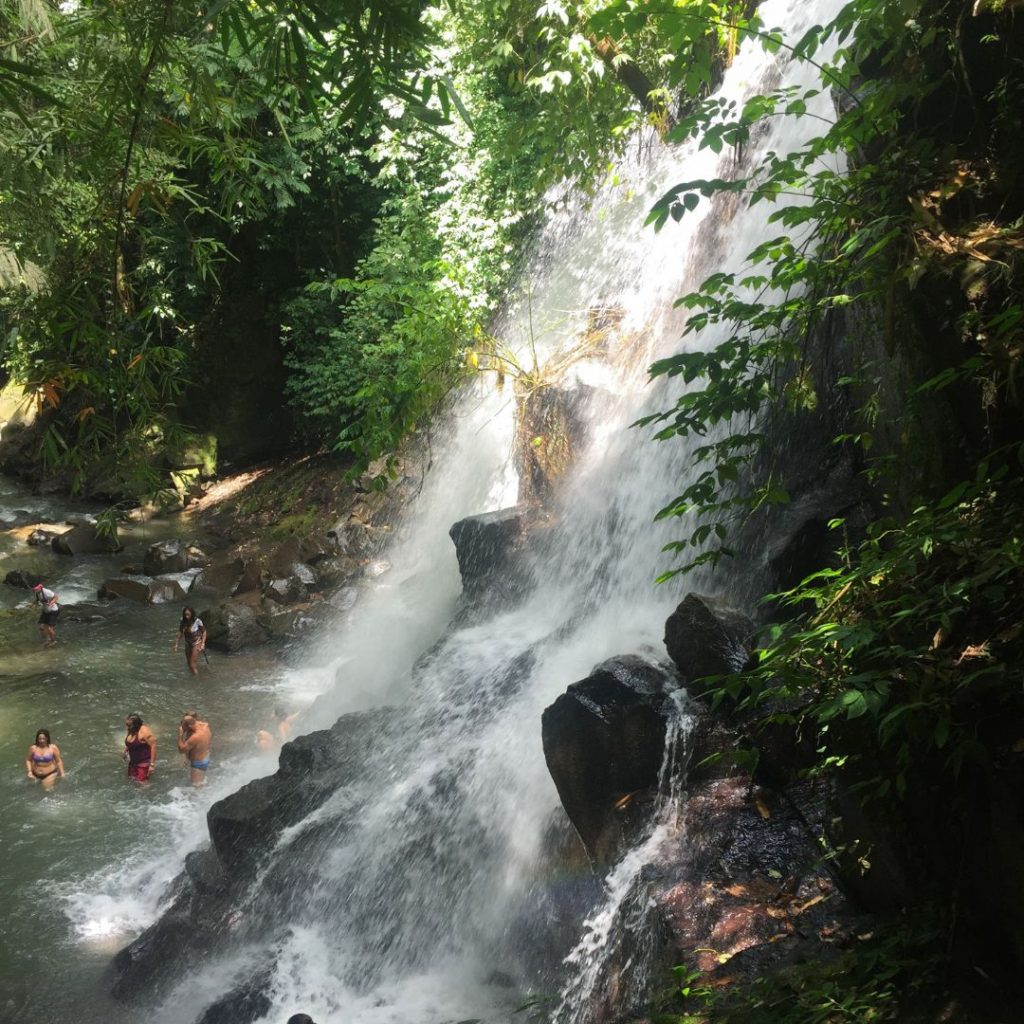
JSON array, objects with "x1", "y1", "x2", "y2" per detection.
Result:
[
  {"x1": 286, "y1": 1015, "x2": 317, "y2": 1024},
  {"x1": 180, "y1": 606, "x2": 196, "y2": 623},
  {"x1": 125, "y1": 714, "x2": 143, "y2": 732},
  {"x1": 274, "y1": 705, "x2": 287, "y2": 720},
  {"x1": 35, "y1": 729, "x2": 51, "y2": 745}
]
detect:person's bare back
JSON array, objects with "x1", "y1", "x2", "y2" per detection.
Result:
[{"x1": 177, "y1": 714, "x2": 212, "y2": 786}]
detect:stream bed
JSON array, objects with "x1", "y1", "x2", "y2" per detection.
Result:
[{"x1": 0, "y1": 475, "x2": 311, "y2": 1022}]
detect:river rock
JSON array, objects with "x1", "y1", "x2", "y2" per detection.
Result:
[
  {"x1": 26, "y1": 528, "x2": 58, "y2": 546},
  {"x1": 52, "y1": 520, "x2": 121, "y2": 555},
  {"x1": 263, "y1": 575, "x2": 306, "y2": 605},
  {"x1": 4, "y1": 568, "x2": 45, "y2": 588},
  {"x1": 267, "y1": 535, "x2": 303, "y2": 576},
  {"x1": 64, "y1": 513, "x2": 97, "y2": 527},
  {"x1": 664, "y1": 593, "x2": 755, "y2": 693},
  {"x1": 143, "y1": 538, "x2": 188, "y2": 574},
  {"x1": 184, "y1": 848, "x2": 228, "y2": 897},
  {"x1": 232, "y1": 557, "x2": 269, "y2": 597},
  {"x1": 99, "y1": 576, "x2": 188, "y2": 605},
  {"x1": 449, "y1": 506, "x2": 533, "y2": 592},
  {"x1": 195, "y1": 967, "x2": 272, "y2": 1024},
  {"x1": 208, "y1": 708, "x2": 400, "y2": 876},
  {"x1": 189, "y1": 557, "x2": 245, "y2": 598},
  {"x1": 542, "y1": 654, "x2": 681, "y2": 864},
  {"x1": 327, "y1": 517, "x2": 372, "y2": 557},
  {"x1": 61, "y1": 602, "x2": 112, "y2": 623},
  {"x1": 203, "y1": 600, "x2": 268, "y2": 652}
]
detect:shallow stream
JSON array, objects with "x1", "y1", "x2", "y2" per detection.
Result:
[{"x1": 0, "y1": 478, "x2": 302, "y2": 1022}]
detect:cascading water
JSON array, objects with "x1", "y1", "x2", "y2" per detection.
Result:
[{"x1": 95, "y1": 2, "x2": 846, "y2": 1020}]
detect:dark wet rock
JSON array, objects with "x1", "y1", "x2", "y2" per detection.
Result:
[
  {"x1": 567, "y1": 772, "x2": 861, "y2": 1020},
  {"x1": 120, "y1": 563, "x2": 145, "y2": 575},
  {"x1": 664, "y1": 593, "x2": 755, "y2": 693},
  {"x1": 208, "y1": 707, "x2": 401, "y2": 877},
  {"x1": 112, "y1": 903, "x2": 198, "y2": 999},
  {"x1": 185, "y1": 848, "x2": 229, "y2": 896},
  {"x1": 203, "y1": 600, "x2": 269, "y2": 652},
  {"x1": 99, "y1": 576, "x2": 187, "y2": 605},
  {"x1": 656, "y1": 778, "x2": 854, "y2": 979},
  {"x1": 542, "y1": 655, "x2": 681, "y2": 865},
  {"x1": 52, "y1": 521, "x2": 121, "y2": 555},
  {"x1": 195, "y1": 967, "x2": 272, "y2": 1024},
  {"x1": 449, "y1": 506, "x2": 537, "y2": 597},
  {"x1": 4, "y1": 568, "x2": 45, "y2": 588}
]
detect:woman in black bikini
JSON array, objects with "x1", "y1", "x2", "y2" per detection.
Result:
[{"x1": 26, "y1": 729, "x2": 65, "y2": 789}]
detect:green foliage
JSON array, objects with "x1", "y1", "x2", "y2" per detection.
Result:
[
  {"x1": 282, "y1": 200, "x2": 480, "y2": 471},
  {"x1": 715, "y1": 455, "x2": 1024, "y2": 796},
  {"x1": 0, "y1": 0, "x2": 437, "y2": 498},
  {"x1": 661, "y1": 923, "x2": 945, "y2": 1024},
  {"x1": 640, "y1": 0, "x2": 1024, "y2": 575}
]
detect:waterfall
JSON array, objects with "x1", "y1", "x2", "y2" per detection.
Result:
[{"x1": 129, "y1": 1, "x2": 846, "y2": 1020}]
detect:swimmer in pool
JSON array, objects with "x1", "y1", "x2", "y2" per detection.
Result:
[{"x1": 26, "y1": 729, "x2": 65, "y2": 788}]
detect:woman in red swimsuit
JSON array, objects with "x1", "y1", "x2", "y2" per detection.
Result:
[
  {"x1": 124, "y1": 713, "x2": 156, "y2": 782},
  {"x1": 26, "y1": 729, "x2": 65, "y2": 789}
]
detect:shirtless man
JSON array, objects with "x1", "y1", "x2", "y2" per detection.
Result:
[{"x1": 176, "y1": 712, "x2": 212, "y2": 786}]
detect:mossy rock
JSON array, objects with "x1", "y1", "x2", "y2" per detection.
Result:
[{"x1": 168, "y1": 433, "x2": 218, "y2": 477}]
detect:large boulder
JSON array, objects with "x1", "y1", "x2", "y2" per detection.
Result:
[
  {"x1": 542, "y1": 655, "x2": 681, "y2": 864},
  {"x1": 231, "y1": 558, "x2": 269, "y2": 597},
  {"x1": 52, "y1": 520, "x2": 121, "y2": 555},
  {"x1": 664, "y1": 593, "x2": 755, "y2": 693},
  {"x1": 99, "y1": 577, "x2": 187, "y2": 605},
  {"x1": 203, "y1": 600, "x2": 268, "y2": 652},
  {"x1": 263, "y1": 564, "x2": 317, "y2": 605},
  {"x1": 4, "y1": 568, "x2": 45, "y2": 588},
  {"x1": 143, "y1": 539, "x2": 188, "y2": 575},
  {"x1": 188, "y1": 557, "x2": 245, "y2": 598},
  {"x1": 448, "y1": 506, "x2": 533, "y2": 593},
  {"x1": 143, "y1": 538, "x2": 208, "y2": 575}
]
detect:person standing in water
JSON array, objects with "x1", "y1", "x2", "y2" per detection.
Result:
[
  {"x1": 26, "y1": 729, "x2": 65, "y2": 788},
  {"x1": 174, "y1": 606, "x2": 207, "y2": 676},
  {"x1": 256, "y1": 705, "x2": 296, "y2": 752},
  {"x1": 177, "y1": 712, "x2": 212, "y2": 786},
  {"x1": 124, "y1": 713, "x2": 156, "y2": 782},
  {"x1": 31, "y1": 582, "x2": 59, "y2": 647}
]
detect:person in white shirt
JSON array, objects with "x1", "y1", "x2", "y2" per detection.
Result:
[{"x1": 32, "y1": 583, "x2": 59, "y2": 647}]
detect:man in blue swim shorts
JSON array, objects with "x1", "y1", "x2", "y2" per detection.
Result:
[{"x1": 177, "y1": 712, "x2": 212, "y2": 787}]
